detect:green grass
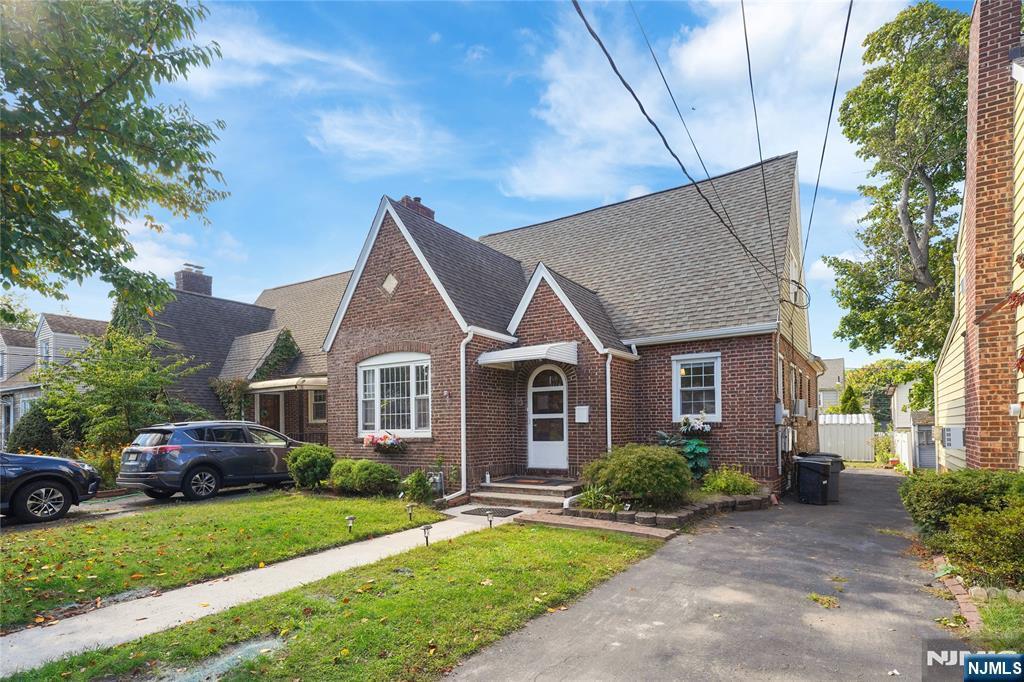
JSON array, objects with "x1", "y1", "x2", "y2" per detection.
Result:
[
  {"x1": 8, "y1": 525, "x2": 658, "y2": 681},
  {"x1": 1, "y1": 491, "x2": 442, "y2": 630},
  {"x1": 975, "y1": 597, "x2": 1024, "y2": 651}
]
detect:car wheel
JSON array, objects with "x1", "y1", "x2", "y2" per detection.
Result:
[
  {"x1": 143, "y1": 489, "x2": 176, "y2": 500},
  {"x1": 13, "y1": 480, "x2": 73, "y2": 522},
  {"x1": 182, "y1": 467, "x2": 220, "y2": 501}
]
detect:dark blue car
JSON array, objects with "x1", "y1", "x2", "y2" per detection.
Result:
[
  {"x1": 0, "y1": 451, "x2": 102, "y2": 522},
  {"x1": 116, "y1": 421, "x2": 297, "y2": 501}
]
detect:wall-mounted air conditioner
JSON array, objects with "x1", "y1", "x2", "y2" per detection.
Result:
[{"x1": 941, "y1": 426, "x2": 965, "y2": 449}]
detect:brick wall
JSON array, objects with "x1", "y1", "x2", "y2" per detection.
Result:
[
  {"x1": 633, "y1": 333, "x2": 780, "y2": 487},
  {"x1": 465, "y1": 335, "x2": 519, "y2": 484},
  {"x1": 963, "y1": 0, "x2": 1019, "y2": 468},
  {"x1": 778, "y1": 333, "x2": 820, "y2": 454},
  {"x1": 326, "y1": 214, "x2": 466, "y2": 485},
  {"x1": 610, "y1": 355, "x2": 638, "y2": 445}
]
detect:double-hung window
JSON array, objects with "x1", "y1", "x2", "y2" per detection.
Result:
[
  {"x1": 358, "y1": 352, "x2": 431, "y2": 436},
  {"x1": 672, "y1": 352, "x2": 722, "y2": 423},
  {"x1": 39, "y1": 340, "x2": 51, "y2": 365},
  {"x1": 308, "y1": 389, "x2": 327, "y2": 423}
]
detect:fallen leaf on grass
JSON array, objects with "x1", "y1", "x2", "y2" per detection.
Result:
[{"x1": 479, "y1": 579, "x2": 493, "y2": 586}]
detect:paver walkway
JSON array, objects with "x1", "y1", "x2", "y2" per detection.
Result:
[
  {"x1": 1, "y1": 505, "x2": 529, "y2": 675},
  {"x1": 453, "y1": 469, "x2": 961, "y2": 681}
]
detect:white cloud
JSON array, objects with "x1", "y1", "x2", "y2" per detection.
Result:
[
  {"x1": 178, "y1": 6, "x2": 388, "y2": 97},
  {"x1": 213, "y1": 232, "x2": 248, "y2": 263},
  {"x1": 465, "y1": 45, "x2": 490, "y2": 63},
  {"x1": 625, "y1": 184, "x2": 651, "y2": 200},
  {"x1": 119, "y1": 219, "x2": 196, "y2": 278},
  {"x1": 807, "y1": 249, "x2": 868, "y2": 283},
  {"x1": 429, "y1": 32, "x2": 442, "y2": 44},
  {"x1": 307, "y1": 107, "x2": 455, "y2": 177},
  {"x1": 504, "y1": 1, "x2": 907, "y2": 200}
]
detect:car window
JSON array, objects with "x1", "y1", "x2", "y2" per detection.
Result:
[
  {"x1": 209, "y1": 427, "x2": 247, "y2": 443},
  {"x1": 180, "y1": 428, "x2": 207, "y2": 442},
  {"x1": 131, "y1": 431, "x2": 170, "y2": 447},
  {"x1": 250, "y1": 428, "x2": 287, "y2": 446}
]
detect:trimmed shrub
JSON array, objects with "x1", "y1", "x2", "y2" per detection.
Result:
[
  {"x1": 943, "y1": 500, "x2": 1024, "y2": 589},
  {"x1": 899, "y1": 469, "x2": 1023, "y2": 534},
  {"x1": 328, "y1": 458, "x2": 356, "y2": 493},
  {"x1": 701, "y1": 466, "x2": 760, "y2": 496},
  {"x1": 583, "y1": 444, "x2": 692, "y2": 509},
  {"x1": 286, "y1": 444, "x2": 335, "y2": 490},
  {"x1": 6, "y1": 402, "x2": 61, "y2": 454},
  {"x1": 350, "y1": 460, "x2": 401, "y2": 496},
  {"x1": 401, "y1": 470, "x2": 434, "y2": 503}
]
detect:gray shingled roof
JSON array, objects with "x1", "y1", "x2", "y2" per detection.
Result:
[
  {"x1": 544, "y1": 266, "x2": 627, "y2": 352},
  {"x1": 152, "y1": 290, "x2": 274, "y2": 415},
  {"x1": 0, "y1": 328, "x2": 35, "y2": 348},
  {"x1": 219, "y1": 328, "x2": 284, "y2": 380},
  {"x1": 388, "y1": 198, "x2": 527, "y2": 333},
  {"x1": 480, "y1": 153, "x2": 797, "y2": 341},
  {"x1": 0, "y1": 363, "x2": 39, "y2": 391},
  {"x1": 41, "y1": 313, "x2": 107, "y2": 337},
  {"x1": 254, "y1": 271, "x2": 350, "y2": 377}
]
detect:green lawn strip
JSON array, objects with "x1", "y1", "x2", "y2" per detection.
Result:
[
  {"x1": 9, "y1": 525, "x2": 658, "y2": 682},
  {"x1": 974, "y1": 597, "x2": 1024, "y2": 651},
  {"x1": 1, "y1": 492, "x2": 443, "y2": 629}
]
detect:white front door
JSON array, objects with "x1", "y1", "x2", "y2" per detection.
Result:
[{"x1": 528, "y1": 366, "x2": 568, "y2": 469}]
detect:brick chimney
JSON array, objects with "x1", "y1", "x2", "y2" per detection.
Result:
[
  {"x1": 399, "y1": 195, "x2": 435, "y2": 220},
  {"x1": 174, "y1": 264, "x2": 212, "y2": 296},
  {"x1": 963, "y1": 0, "x2": 1019, "y2": 468}
]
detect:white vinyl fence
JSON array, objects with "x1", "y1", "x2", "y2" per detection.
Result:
[{"x1": 817, "y1": 413, "x2": 875, "y2": 462}]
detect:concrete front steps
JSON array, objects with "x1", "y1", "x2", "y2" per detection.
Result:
[{"x1": 469, "y1": 480, "x2": 582, "y2": 510}]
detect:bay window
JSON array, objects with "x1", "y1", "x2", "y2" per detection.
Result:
[
  {"x1": 672, "y1": 351, "x2": 722, "y2": 422},
  {"x1": 357, "y1": 352, "x2": 431, "y2": 436}
]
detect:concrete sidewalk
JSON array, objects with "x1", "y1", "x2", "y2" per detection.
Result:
[{"x1": 1, "y1": 505, "x2": 530, "y2": 675}]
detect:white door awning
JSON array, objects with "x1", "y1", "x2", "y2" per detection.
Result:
[
  {"x1": 477, "y1": 342, "x2": 578, "y2": 370},
  {"x1": 248, "y1": 376, "x2": 328, "y2": 392}
]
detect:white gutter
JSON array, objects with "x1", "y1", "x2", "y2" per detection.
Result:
[
  {"x1": 605, "y1": 353, "x2": 613, "y2": 451},
  {"x1": 444, "y1": 329, "x2": 474, "y2": 502}
]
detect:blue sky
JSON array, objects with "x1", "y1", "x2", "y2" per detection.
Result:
[{"x1": 15, "y1": 0, "x2": 971, "y2": 368}]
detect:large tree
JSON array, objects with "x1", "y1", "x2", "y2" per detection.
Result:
[
  {"x1": 828, "y1": 2, "x2": 969, "y2": 359},
  {"x1": 0, "y1": 294, "x2": 35, "y2": 330},
  {"x1": 34, "y1": 328, "x2": 207, "y2": 448},
  {"x1": 0, "y1": 0, "x2": 225, "y2": 325}
]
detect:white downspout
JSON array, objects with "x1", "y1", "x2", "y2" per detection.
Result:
[
  {"x1": 444, "y1": 329, "x2": 474, "y2": 502},
  {"x1": 605, "y1": 352, "x2": 613, "y2": 452}
]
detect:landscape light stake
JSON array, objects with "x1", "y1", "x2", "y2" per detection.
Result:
[
  {"x1": 346, "y1": 515, "x2": 355, "y2": 533},
  {"x1": 406, "y1": 503, "x2": 415, "y2": 521},
  {"x1": 423, "y1": 524, "x2": 432, "y2": 547},
  {"x1": 486, "y1": 511, "x2": 494, "y2": 529}
]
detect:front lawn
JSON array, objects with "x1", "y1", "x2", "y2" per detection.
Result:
[
  {"x1": 975, "y1": 597, "x2": 1024, "y2": 651},
  {"x1": 1, "y1": 491, "x2": 442, "y2": 630},
  {"x1": 10, "y1": 525, "x2": 658, "y2": 681}
]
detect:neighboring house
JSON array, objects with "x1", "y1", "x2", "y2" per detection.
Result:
[
  {"x1": 817, "y1": 357, "x2": 845, "y2": 410},
  {"x1": 935, "y1": 0, "x2": 1022, "y2": 471},
  {"x1": 0, "y1": 314, "x2": 108, "y2": 448},
  {"x1": 889, "y1": 382, "x2": 936, "y2": 472},
  {"x1": 151, "y1": 265, "x2": 349, "y2": 444},
  {"x1": 322, "y1": 153, "x2": 825, "y2": 493}
]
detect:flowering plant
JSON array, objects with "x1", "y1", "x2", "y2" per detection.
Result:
[
  {"x1": 362, "y1": 431, "x2": 406, "y2": 455},
  {"x1": 679, "y1": 412, "x2": 712, "y2": 433},
  {"x1": 656, "y1": 412, "x2": 712, "y2": 479}
]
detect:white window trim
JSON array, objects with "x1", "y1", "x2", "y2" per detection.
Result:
[
  {"x1": 357, "y1": 352, "x2": 431, "y2": 437},
  {"x1": 307, "y1": 389, "x2": 328, "y2": 424},
  {"x1": 671, "y1": 352, "x2": 722, "y2": 423},
  {"x1": 777, "y1": 354, "x2": 784, "y2": 401}
]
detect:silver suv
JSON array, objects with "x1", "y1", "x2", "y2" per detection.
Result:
[{"x1": 116, "y1": 421, "x2": 298, "y2": 501}]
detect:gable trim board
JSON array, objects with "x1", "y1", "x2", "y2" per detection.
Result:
[{"x1": 622, "y1": 321, "x2": 779, "y2": 347}]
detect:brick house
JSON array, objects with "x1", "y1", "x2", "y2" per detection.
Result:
[
  {"x1": 323, "y1": 153, "x2": 825, "y2": 495},
  {"x1": 934, "y1": 0, "x2": 1023, "y2": 471}
]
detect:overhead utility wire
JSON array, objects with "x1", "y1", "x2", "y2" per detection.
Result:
[
  {"x1": 625, "y1": 0, "x2": 774, "y2": 299},
  {"x1": 801, "y1": 0, "x2": 854, "y2": 276},
  {"x1": 571, "y1": 0, "x2": 778, "y2": 292}
]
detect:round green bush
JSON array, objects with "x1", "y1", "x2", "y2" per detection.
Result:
[
  {"x1": 402, "y1": 470, "x2": 435, "y2": 503},
  {"x1": 328, "y1": 458, "x2": 357, "y2": 493},
  {"x1": 286, "y1": 444, "x2": 335, "y2": 489},
  {"x1": 6, "y1": 402, "x2": 61, "y2": 454},
  {"x1": 943, "y1": 500, "x2": 1024, "y2": 589},
  {"x1": 351, "y1": 460, "x2": 400, "y2": 496},
  {"x1": 701, "y1": 466, "x2": 760, "y2": 496},
  {"x1": 583, "y1": 444, "x2": 692, "y2": 509},
  {"x1": 898, "y1": 469, "x2": 1022, "y2": 534}
]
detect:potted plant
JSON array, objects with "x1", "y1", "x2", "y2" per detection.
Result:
[{"x1": 362, "y1": 431, "x2": 407, "y2": 455}]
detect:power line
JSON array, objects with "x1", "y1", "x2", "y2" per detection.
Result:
[
  {"x1": 801, "y1": 0, "x2": 854, "y2": 277},
  {"x1": 571, "y1": 0, "x2": 778, "y2": 295},
  {"x1": 739, "y1": 0, "x2": 783, "y2": 293},
  {"x1": 625, "y1": 0, "x2": 775, "y2": 299}
]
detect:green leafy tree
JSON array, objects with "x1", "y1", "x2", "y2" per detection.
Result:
[
  {"x1": 838, "y1": 385, "x2": 863, "y2": 414},
  {"x1": 34, "y1": 328, "x2": 208, "y2": 448},
  {"x1": 0, "y1": 0, "x2": 226, "y2": 324},
  {"x1": 828, "y1": 2, "x2": 969, "y2": 359},
  {"x1": 846, "y1": 358, "x2": 935, "y2": 421},
  {"x1": 0, "y1": 294, "x2": 36, "y2": 330}
]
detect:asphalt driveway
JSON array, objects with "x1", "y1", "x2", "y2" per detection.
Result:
[{"x1": 453, "y1": 468, "x2": 961, "y2": 681}]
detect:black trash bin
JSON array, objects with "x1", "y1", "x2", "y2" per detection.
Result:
[
  {"x1": 800, "y1": 452, "x2": 844, "y2": 503},
  {"x1": 795, "y1": 457, "x2": 830, "y2": 505}
]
